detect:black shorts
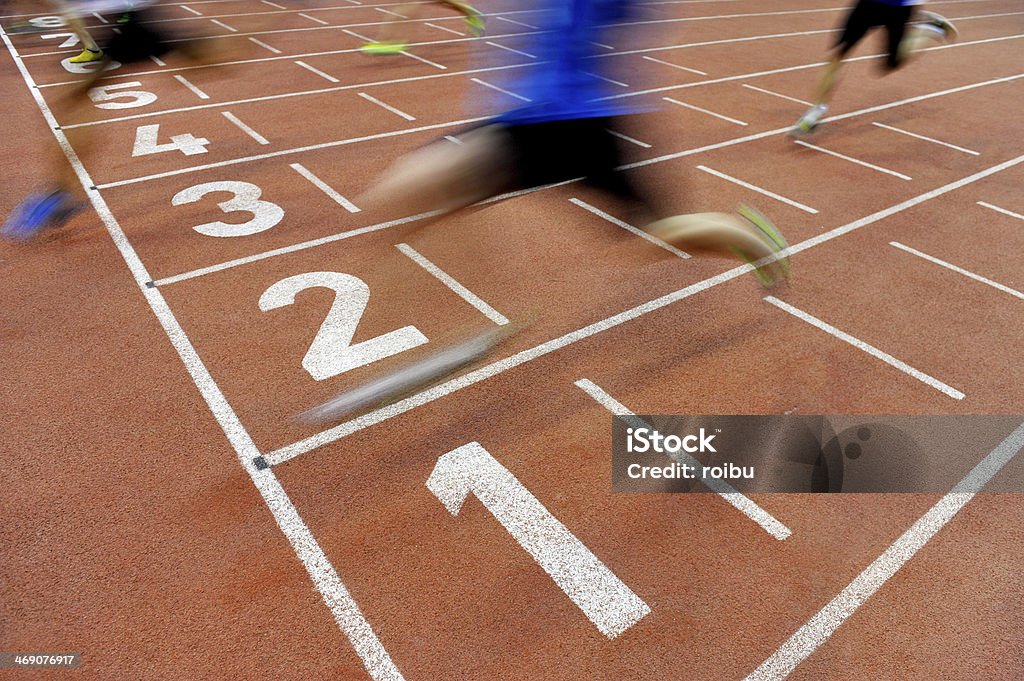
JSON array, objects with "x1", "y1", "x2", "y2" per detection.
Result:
[
  {"x1": 836, "y1": 0, "x2": 915, "y2": 68},
  {"x1": 102, "y1": 9, "x2": 173, "y2": 64},
  {"x1": 499, "y1": 116, "x2": 640, "y2": 202}
]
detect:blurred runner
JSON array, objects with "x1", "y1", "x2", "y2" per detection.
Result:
[
  {"x1": 2, "y1": 1, "x2": 216, "y2": 241},
  {"x1": 792, "y1": 0, "x2": 957, "y2": 136},
  {"x1": 302, "y1": 0, "x2": 791, "y2": 423}
]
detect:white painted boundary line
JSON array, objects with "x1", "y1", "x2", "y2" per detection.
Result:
[
  {"x1": 495, "y1": 15, "x2": 538, "y2": 29},
  {"x1": 642, "y1": 55, "x2": 707, "y2": 75},
  {"x1": 263, "y1": 155, "x2": 1024, "y2": 464},
  {"x1": 0, "y1": 25, "x2": 404, "y2": 681},
  {"x1": 890, "y1": 242, "x2": 1024, "y2": 301},
  {"x1": 871, "y1": 122, "x2": 980, "y2": 155},
  {"x1": 150, "y1": 55, "x2": 167, "y2": 67},
  {"x1": 977, "y1": 200, "x2": 1024, "y2": 222},
  {"x1": 486, "y1": 41, "x2": 536, "y2": 59},
  {"x1": 697, "y1": 165, "x2": 818, "y2": 214},
  {"x1": 290, "y1": 163, "x2": 361, "y2": 212},
  {"x1": 794, "y1": 140, "x2": 912, "y2": 181},
  {"x1": 375, "y1": 7, "x2": 407, "y2": 18},
  {"x1": 262, "y1": 0, "x2": 287, "y2": 9},
  {"x1": 763, "y1": 296, "x2": 965, "y2": 400},
  {"x1": 742, "y1": 83, "x2": 811, "y2": 106},
  {"x1": 210, "y1": 18, "x2": 238, "y2": 32},
  {"x1": 249, "y1": 37, "x2": 282, "y2": 54},
  {"x1": 396, "y1": 244, "x2": 509, "y2": 325},
  {"x1": 574, "y1": 379, "x2": 791, "y2": 540},
  {"x1": 746, "y1": 419, "x2": 1024, "y2": 680},
  {"x1": 401, "y1": 50, "x2": 446, "y2": 70},
  {"x1": 664, "y1": 97, "x2": 747, "y2": 126},
  {"x1": 358, "y1": 91, "x2": 415, "y2": 120},
  {"x1": 182, "y1": 4, "x2": 203, "y2": 16},
  {"x1": 173, "y1": 74, "x2": 209, "y2": 99},
  {"x1": 222, "y1": 111, "x2": 270, "y2": 145},
  {"x1": 471, "y1": 77, "x2": 531, "y2": 102},
  {"x1": 296, "y1": 60, "x2": 340, "y2": 82},
  {"x1": 569, "y1": 198, "x2": 689, "y2": 259},
  {"x1": 607, "y1": 129, "x2": 651, "y2": 148},
  {"x1": 300, "y1": 12, "x2": 331, "y2": 25},
  {"x1": 427, "y1": 22, "x2": 464, "y2": 37}
]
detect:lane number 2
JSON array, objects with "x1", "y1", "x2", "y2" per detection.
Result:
[{"x1": 259, "y1": 272, "x2": 428, "y2": 381}]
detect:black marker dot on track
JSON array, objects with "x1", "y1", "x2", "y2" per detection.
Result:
[{"x1": 253, "y1": 456, "x2": 270, "y2": 470}]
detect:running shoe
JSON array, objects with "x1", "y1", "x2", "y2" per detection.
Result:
[
  {"x1": 359, "y1": 41, "x2": 408, "y2": 55},
  {"x1": 734, "y1": 204, "x2": 790, "y2": 287},
  {"x1": 1, "y1": 190, "x2": 80, "y2": 242},
  {"x1": 790, "y1": 103, "x2": 828, "y2": 137},
  {"x1": 464, "y1": 5, "x2": 485, "y2": 37},
  {"x1": 917, "y1": 11, "x2": 958, "y2": 42},
  {"x1": 69, "y1": 47, "x2": 104, "y2": 63}
]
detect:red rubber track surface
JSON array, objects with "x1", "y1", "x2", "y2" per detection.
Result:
[{"x1": 1, "y1": 0, "x2": 1023, "y2": 678}]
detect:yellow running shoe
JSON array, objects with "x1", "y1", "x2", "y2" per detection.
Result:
[
  {"x1": 359, "y1": 41, "x2": 408, "y2": 55},
  {"x1": 464, "y1": 6, "x2": 485, "y2": 37},
  {"x1": 69, "y1": 47, "x2": 104, "y2": 63}
]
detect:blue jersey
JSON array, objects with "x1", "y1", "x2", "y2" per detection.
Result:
[{"x1": 499, "y1": 0, "x2": 639, "y2": 125}]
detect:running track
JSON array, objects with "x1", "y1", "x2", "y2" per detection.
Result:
[{"x1": 1, "y1": 0, "x2": 1022, "y2": 678}]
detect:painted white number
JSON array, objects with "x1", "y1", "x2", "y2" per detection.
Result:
[
  {"x1": 132, "y1": 124, "x2": 209, "y2": 157},
  {"x1": 41, "y1": 32, "x2": 79, "y2": 47},
  {"x1": 259, "y1": 272, "x2": 428, "y2": 381},
  {"x1": 89, "y1": 82, "x2": 157, "y2": 110},
  {"x1": 427, "y1": 442, "x2": 651, "y2": 639},
  {"x1": 61, "y1": 57, "x2": 120, "y2": 73},
  {"x1": 30, "y1": 16, "x2": 66, "y2": 28},
  {"x1": 171, "y1": 181, "x2": 283, "y2": 237}
]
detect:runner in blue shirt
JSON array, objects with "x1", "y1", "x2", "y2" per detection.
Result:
[{"x1": 792, "y1": 0, "x2": 958, "y2": 135}]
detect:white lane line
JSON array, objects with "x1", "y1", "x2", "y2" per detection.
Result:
[
  {"x1": 0, "y1": 26, "x2": 405, "y2": 681},
  {"x1": 569, "y1": 198, "x2": 689, "y2": 259},
  {"x1": 222, "y1": 111, "x2": 270, "y2": 144},
  {"x1": 262, "y1": 0, "x2": 286, "y2": 8},
  {"x1": 428, "y1": 442, "x2": 651, "y2": 638},
  {"x1": 793, "y1": 140, "x2": 912, "y2": 180},
  {"x1": 746, "y1": 420, "x2": 1024, "y2": 681},
  {"x1": 574, "y1": 379, "x2": 790, "y2": 540},
  {"x1": 586, "y1": 71, "x2": 629, "y2": 87},
  {"x1": 290, "y1": 163, "x2": 360, "y2": 213},
  {"x1": 697, "y1": 165, "x2": 818, "y2": 214},
  {"x1": 871, "y1": 122, "x2": 980, "y2": 155},
  {"x1": 591, "y1": 41, "x2": 615, "y2": 50},
  {"x1": 342, "y1": 28, "x2": 373, "y2": 42},
  {"x1": 92, "y1": 12, "x2": 108, "y2": 23},
  {"x1": 471, "y1": 77, "x2": 531, "y2": 102},
  {"x1": 642, "y1": 55, "x2": 706, "y2": 75},
  {"x1": 496, "y1": 15, "x2": 538, "y2": 29},
  {"x1": 485, "y1": 40, "x2": 536, "y2": 58},
  {"x1": 296, "y1": 60, "x2": 339, "y2": 82},
  {"x1": 607, "y1": 129, "x2": 651, "y2": 148},
  {"x1": 182, "y1": 4, "x2": 203, "y2": 16},
  {"x1": 890, "y1": 241, "x2": 1024, "y2": 301},
  {"x1": 977, "y1": 200, "x2": 1024, "y2": 221},
  {"x1": 396, "y1": 244, "x2": 509, "y2": 325},
  {"x1": 444, "y1": 135, "x2": 463, "y2": 145},
  {"x1": 261, "y1": 154, "x2": 1023, "y2": 465},
  {"x1": 299, "y1": 12, "x2": 330, "y2": 25},
  {"x1": 210, "y1": 18, "x2": 238, "y2": 32},
  {"x1": 149, "y1": 55, "x2": 167, "y2": 67},
  {"x1": 173, "y1": 74, "x2": 209, "y2": 99},
  {"x1": 249, "y1": 36, "x2": 282, "y2": 53},
  {"x1": 427, "y1": 22, "x2": 464, "y2": 36},
  {"x1": 401, "y1": 50, "x2": 446, "y2": 69},
  {"x1": 375, "y1": 7, "x2": 406, "y2": 18},
  {"x1": 358, "y1": 91, "x2": 415, "y2": 120},
  {"x1": 664, "y1": 97, "x2": 746, "y2": 125},
  {"x1": 764, "y1": 296, "x2": 964, "y2": 399},
  {"x1": 742, "y1": 83, "x2": 811, "y2": 106}
]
